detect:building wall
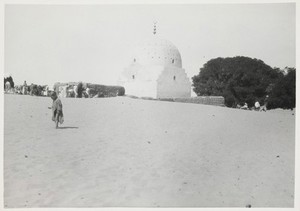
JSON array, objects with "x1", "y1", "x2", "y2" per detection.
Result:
[
  {"x1": 157, "y1": 66, "x2": 191, "y2": 99},
  {"x1": 120, "y1": 65, "x2": 162, "y2": 98},
  {"x1": 120, "y1": 64, "x2": 191, "y2": 99},
  {"x1": 123, "y1": 80, "x2": 157, "y2": 98}
]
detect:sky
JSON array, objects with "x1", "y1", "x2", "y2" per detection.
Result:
[{"x1": 4, "y1": 3, "x2": 296, "y2": 87}]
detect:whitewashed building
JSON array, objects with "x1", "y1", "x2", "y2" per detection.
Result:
[{"x1": 118, "y1": 29, "x2": 191, "y2": 99}]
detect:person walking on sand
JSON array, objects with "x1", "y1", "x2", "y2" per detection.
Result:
[{"x1": 50, "y1": 92, "x2": 64, "y2": 129}]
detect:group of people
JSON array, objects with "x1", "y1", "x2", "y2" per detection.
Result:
[
  {"x1": 68, "y1": 84, "x2": 90, "y2": 98},
  {"x1": 5, "y1": 80, "x2": 51, "y2": 97},
  {"x1": 54, "y1": 83, "x2": 92, "y2": 98},
  {"x1": 238, "y1": 96, "x2": 269, "y2": 112}
]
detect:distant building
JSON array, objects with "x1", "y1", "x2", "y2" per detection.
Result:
[{"x1": 118, "y1": 25, "x2": 191, "y2": 99}]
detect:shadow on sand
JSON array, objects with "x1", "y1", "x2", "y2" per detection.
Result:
[{"x1": 57, "y1": 126, "x2": 79, "y2": 129}]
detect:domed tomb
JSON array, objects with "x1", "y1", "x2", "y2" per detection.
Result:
[
  {"x1": 131, "y1": 38, "x2": 182, "y2": 68},
  {"x1": 118, "y1": 35, "x2": 191, "y2": 99}
]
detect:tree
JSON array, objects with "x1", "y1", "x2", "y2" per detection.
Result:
[
  {"x1": 267, "y1": 68, "x2": 296, "y2": 109},
  {"x1": 192, "y1": 56, "x2": 283, "y2": 107}
]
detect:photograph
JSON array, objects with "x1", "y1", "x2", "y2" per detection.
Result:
[{"x1": 2, "y1": 1, "x2": 297, "y2": 209}]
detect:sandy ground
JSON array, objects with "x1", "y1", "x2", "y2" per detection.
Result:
[{"x1": 4, "y1": 94, "x2": 295, "y2": 208}]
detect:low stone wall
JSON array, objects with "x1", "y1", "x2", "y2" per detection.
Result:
[
  {"x1": 128, "y1": 95, "x2": 225, "y2": 106},
  {"x1": 174, "y1": 96, "x2": 225, "y2": 106},
  {"x1": 159, "y1": 96, "x2": 225, "y2": 106}
]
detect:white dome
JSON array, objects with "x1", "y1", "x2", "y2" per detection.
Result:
[{"x1": 131, "y1": 37, "x2": 182, "y2": 68}]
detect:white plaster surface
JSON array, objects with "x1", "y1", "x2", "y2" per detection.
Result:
[{"x1": 119, "y1": 36, "x2": 191, "y2": 98}]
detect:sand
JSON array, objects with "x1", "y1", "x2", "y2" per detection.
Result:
[{"x1": 3, "y1": 94, "x2": 295, "y2": 208}]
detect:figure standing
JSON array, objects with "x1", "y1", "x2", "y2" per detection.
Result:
[
  {"x1": 23, "y1": 81, "x2": 27, "y2": 95},
  {"x1": 76, "y1": 82, "x2": 83, "y2": 98},
  {"x1": 50, "y1": 92, "x2": 64, "y2": 129},
  {"x1": 85, "y1": 87, "x2": 90, "y2": 98},
  {"x1": 44, "y1": 85, "x2": 49, "y2": 96},
  {"x1": 73, "y1": 85, "x2": 78, "y2": 98}
]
